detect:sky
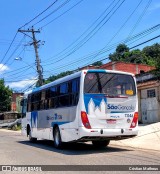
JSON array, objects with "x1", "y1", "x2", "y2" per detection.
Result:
[{"x1": 0, "y1": 0, "x2": 160, "y2": 92}]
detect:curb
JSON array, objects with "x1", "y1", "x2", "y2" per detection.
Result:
[
  {"x1": 110, "y1": 143, "x2": 160, "y2": 153},
  {"x1": 0, "y1": 128, "x2": 21, "y2": 133}
]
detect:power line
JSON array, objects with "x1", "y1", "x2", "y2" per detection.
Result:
[
  {"x1": 42, "y1": 22, "x2": 160, "y2": 67},
  {"x1": 67, "y1": 0, "x2": 126, "y2": 55},
  {"x1": 6, "y1": 71, "x2": 37, "y2": 82},
  {"x1": 4, "y1": 36, "x2": 26, "y2": 64},
  {"x1": 41, "y1": 0, "x2": 85, "y2": 29},
  {"x1": 45, "y1": 30, "x2": 160, "y2": 76},
  {"x1": 40, "y1": 0, "x2": 118, "y2": 63},
  {"x1": 19, "y1": 0, "x2": 58, "y2": 29},
  {"x1": 3, "y1": 22, "x2": 159, "y2": 79},
  {"x1": 97, "y1": 34, "x2": 160, "y2": 62},
  {"x1": 129, "y1": 34, "x2": 160, "y2": 50},
  {"x1": 33, "y1": 0, "x2": 71, "y2": 26},
  {"x1": 0, "y1": 32, "x2": 18, "y2": 65},
  {"x1": 5, "y1": 66, "x2": 33, "y2": 77},
  {"x1": 41, "y1": 23, "x2": 160, "y2": 72},
  {"x1": 2, "y1": 62, "x2": 35, "y2": 75},
  {"x1": 124, "y1": 0, "x2": 153, "y2": 43},
  {"x1": 5, "y1": 78, "x2": 38, "y2": 82},
  {"x1": 86, "y1": 0, "x2": 144, "y2": 65},
  {"x1": 22, "y1": 81, "x2": 37, "y2": 92},
  {"x1": 41, "y1": 0, "x2": 126, "y2": 66},
  {"x1": 61, "y1": 0, "x2": 126, "y2": 59}
]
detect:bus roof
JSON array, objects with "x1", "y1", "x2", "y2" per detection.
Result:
[
  {"x1": 32, "y1": 71, "x2": 82, "y2": 93},
  {"x1": 28, "y1": 69, "x2": 134, "y2": 94}
]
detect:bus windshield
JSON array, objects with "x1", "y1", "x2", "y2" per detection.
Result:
[{"x1": 84, "y1": 72, "x2": 136, "y2": 96}]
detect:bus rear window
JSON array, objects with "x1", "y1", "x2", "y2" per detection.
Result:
[{"x1": 84, "y1": 72, "x2": 136, "y2": 96}]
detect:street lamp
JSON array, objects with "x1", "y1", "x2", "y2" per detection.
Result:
[
  {"x1": 14, "y1": 57, "x2": 36, "y2": 71},
  {"x1": 14, "y1": 57, "x2": 42, "y2": 86},
  {"x1": 15, "y1": 57, "x2": 22, "y2": 61}
]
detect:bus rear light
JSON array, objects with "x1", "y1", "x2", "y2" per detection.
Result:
[
  {"x1": 81, "y1": 111, "x2": 91, "y2": 129},
  {"x1": 130, "y1": 112, "x2": 138, "y2": 128}
]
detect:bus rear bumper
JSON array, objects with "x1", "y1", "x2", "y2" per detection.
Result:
[{"x1": 78, "y1": 127, "x2": 138, "y2": 141}]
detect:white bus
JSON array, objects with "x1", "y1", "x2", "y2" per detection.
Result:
[{"x1": 21, "y1": 69, "x2": 138, "y2": 148}]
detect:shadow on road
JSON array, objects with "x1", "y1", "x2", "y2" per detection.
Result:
[{"x1": 18, "y1": 140, "x2": 133, "y2": 155}]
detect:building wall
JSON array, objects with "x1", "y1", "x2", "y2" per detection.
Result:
[
  {"x1": 11, "y1": 93, "x2": 23, "y2": 112},
  {"x1": 16, "y1": 96, "x2": 23, "y2": 113},
  {"x1": 138, "y1": 82, "x2": 160, "y2": 123},
  {"x1": 100, "y1": 62, "x2": 155, "y2": 75}
]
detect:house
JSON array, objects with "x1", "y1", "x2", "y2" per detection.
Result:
[
  {"x1": 136, "y1": 73, "x2": 160, "y2": 123},
  {"x1": 80, "y1": 61, "x2": 155, "y2": 75},
  {"x1": 11, "y1": 93, "x2": 24, "y2": 112}
]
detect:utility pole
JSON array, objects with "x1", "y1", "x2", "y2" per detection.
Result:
[{"x1": 18, "y1": 27, "x2": 43, "y2": 86}]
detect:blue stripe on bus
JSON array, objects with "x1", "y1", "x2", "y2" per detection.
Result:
[
  {"x1": 87, "y1": 69, "x2": 106, "y2": 73},
  {"x1": 111, "y1": 111, "x2": 132, "y2": 113},
  {"x1": 32, "y1": 87, "x2": 40, "y2": 92},
  {"x1": 31, "y1": 111, "x2": 38, "y2": 128}
]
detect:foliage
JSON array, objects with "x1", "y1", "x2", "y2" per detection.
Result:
[
  {"x1": 44, "y1": 43, "x2": 160, "y2": 84},
  {"x1": 44, "y1": 71, "x2": 73, "y2": 84},
  {"x1": 0, "y1": 79, "x2": 12, "y2": 112},
  {"x1": 109, "y1": 43, "x2": 160, "y2": 73},
  {"x1": 92, "y1": 61, "x2": 103, "y2": 66},
  {"x1": 109, "y1": 44, "x2": 130, "y2": 61}
]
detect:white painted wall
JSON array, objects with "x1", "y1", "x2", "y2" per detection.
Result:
[{"x1": 140, "y1": 88, "x2": 160, "y2": 123}]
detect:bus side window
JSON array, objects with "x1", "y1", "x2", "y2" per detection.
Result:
[
  {"x1": 59, "y1": 83, "x2": 69, "y2": 107},
  {"x1": 49, "y1": 86, "x2": 58, "y2": 109},
  {"x1": 71, "y1": 78, "x2": 80, "y2": 105}
]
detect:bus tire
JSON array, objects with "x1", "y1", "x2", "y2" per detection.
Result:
[
  {"x1": 53, "y1": 126, "x2": 63, "y2": 149},
  {"x1": 28, "y1": 127, "x2": 37, "y2": 143},
  {"x1": 92, "y1": 140, "x2": 110, "y2": 148}
]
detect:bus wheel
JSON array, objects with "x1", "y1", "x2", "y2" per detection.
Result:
[
  {"x1": 92, "y1": 140, "x2": 110, "y2": 148},
  {"x1": 53, "y1": 127, "x2": 63, "y2": 149},
  {"x1": 28, "y1": 128, "x2": 37, "y2": 143}
]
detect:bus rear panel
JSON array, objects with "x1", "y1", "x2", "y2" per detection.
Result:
[{"x1": 78, "y1": 70, "x2": 138, "y2": 141}]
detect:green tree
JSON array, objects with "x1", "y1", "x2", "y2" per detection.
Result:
[
  {"x1": 109, "y1": 44, "x2": 129, "y2": 61},
  {"x1": 124, "y1": 49, "x2": 146, "y2": 64},
  {"x1": 0, "y1": 79, "x2": 12, "y2": 112},
  {"x1": 109, "y1": 43, "x2": 160, "y2": 66},
  {"x1": 92, "y1": 61, "x2": 103, "y2": 66},
  {"x1": 45, "y1": 71, "x2": 73, "y2": 84},
  {"x1": 142, "y1": 43, "x2": 160, "y2": 68}
]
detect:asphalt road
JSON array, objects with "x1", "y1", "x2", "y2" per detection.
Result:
[{"x1": 0, "y1": 129, "x2": 160, "y2": 173}]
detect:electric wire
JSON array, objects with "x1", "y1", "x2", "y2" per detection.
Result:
[
  {"x1": 2, "y1": 36, "x2": 26, "y2": 66},
  {"x1": 40, "y1": 0, "x2": 118, "y2": 63},
  {"x1": 22, "y1": 81, "x2": 37, "y2": 92},
  {"x1": 42, "y1": 23, "x2": 160, "y2": 68},
  {"x1": 45, "y1": 27, "x2": 160, "y2": 75},
  {"x1": 63, "y1": 0, "x2": 126, "y2": 56},
  {"x1": 19, "y1": 0, "x2": 58, "y2": 29},
  {"x1": 7, "y1": 32, "x2": 160, "y2": 86},
  {"x1": 86, "y1": 0, "x2": 144, "y2": 65},
  {"x1": 33, "y1": 0, "x2": 72, "y2": 26},
  {"x1": 5, "y1": 78, "x2": 38, "y2": 83},
  {"x1": 3, "y1": 23, "x2": 159, "y2": 79},
  {"x1": 41, "y1": 0, "x2": 85, "y2": 29},
  {"x1": 124, "y1": 0, "x2": 153, "y2": 43},
  {"x1": 41, "y1": 0, "x2": 126, "y2": 66},
  {"x1": 0, "y1": 32, "x2": 18, "y2": 67}
]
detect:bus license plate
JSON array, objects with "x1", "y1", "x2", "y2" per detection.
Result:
[{"x1": 106, "y1": 119, "x2": 116, "y2": 124}]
